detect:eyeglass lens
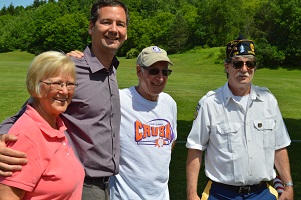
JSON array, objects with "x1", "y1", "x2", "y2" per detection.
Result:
[
  {"x1": 41, "y1": 81, "x2": 78, "y2": 91},
  {"x1": 232, "y1": 61, "x2": 256, "y2": 69},
  {"x1": 148, "y1": 68, "x2": 172, "y2": 76},
  {"x1": 140, "y1": 65, "x2": 172, "y2": 76}
]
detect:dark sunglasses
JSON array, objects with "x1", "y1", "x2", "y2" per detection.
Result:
[
  {"x1": 232, "y1": 60, "x2": 257, "y2": 69},
  {"x1": 140, "y1": 65, "x2": 172, "y2": 76}
]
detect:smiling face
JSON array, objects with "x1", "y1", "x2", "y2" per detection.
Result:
[
  {"x1": 37, "y1": 75, "x2": 76, "y2": 118},
  {"x1": 224, "y1": 55, "x2": 256, "y2": 96},
  {"x1": 89, "y1": 6, "x2": 128, "y2": 56},
  {"x1": 136, "y1": 61, "x2": 170, "y2": 101},
  {"x1": 26, "y1": 51, "x2": 76, "y2": 122}
]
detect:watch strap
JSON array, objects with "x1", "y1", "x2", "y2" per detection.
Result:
[{"x1": 284, "y1": 181, "x2": 293, "y2": 187}]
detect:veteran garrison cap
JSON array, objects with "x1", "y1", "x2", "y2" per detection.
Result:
[
  {"x1": 226, "y1": 34, "x2": 255, "y2": 59},
  {"x1": 136, "y1": 46, "x2": 173, "y2": 67}
]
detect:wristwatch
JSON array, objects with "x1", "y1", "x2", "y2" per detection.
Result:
[{"x1": 284, "y1": 181, "x2": 294, "y2": 187}]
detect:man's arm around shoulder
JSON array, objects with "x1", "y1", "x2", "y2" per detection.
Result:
[{"x1": 0, "y1": 104, "x2": 28, "y2": 177}]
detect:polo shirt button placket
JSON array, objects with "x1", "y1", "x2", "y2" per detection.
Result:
[{"x1": 62, "y1": 142, "x2": 70, "y2": 156}]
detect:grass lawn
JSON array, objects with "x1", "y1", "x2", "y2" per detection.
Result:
[{"x1": 0, "y1": 49, "x2": 300, "y2": 199}]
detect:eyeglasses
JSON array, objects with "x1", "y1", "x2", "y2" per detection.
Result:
[
  {"x1": 140, "y1": 65, "x2": 172, "y2": 76},
  {"x1": 40, "y1": 81, "x2": 78, "y2": 91},
  {"x1": 232, "y1": 60, "x2": 257, "y2": 69}
]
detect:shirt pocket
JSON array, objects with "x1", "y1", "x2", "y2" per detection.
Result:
[
  {"x1": 253, "y1": 119, "x2": 276, "y2": 149},
  {"x1": 215, "y1": 123, "x2": 241, "y2": 153}
]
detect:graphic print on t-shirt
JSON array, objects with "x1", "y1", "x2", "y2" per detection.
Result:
[{"x1": 135, "y1": 119, "x2": 175, "y2": 148}]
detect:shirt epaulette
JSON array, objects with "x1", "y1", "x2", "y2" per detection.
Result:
[
  {"x1": 207, "y1": 87, "x2": 223, "y2": 96},
  {"x1": 205, "y1": 90, "x2": 215, "y2": 97},
  {"x1": 256, "y1": 86, "x2": 271, "y2": 93},
  {"x1": 254, "y1": 86, "x2": 272, "y2": 98},
  {"x1": 198, "y1": 88, "x2": 221, "y2": 108},
  {"x1": 199, "y1": 91, "x2": 213, "y2": 106}
]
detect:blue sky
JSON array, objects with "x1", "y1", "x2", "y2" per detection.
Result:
[{"x1": 0, "y1": 0, "x2": 36, "y2": 8}]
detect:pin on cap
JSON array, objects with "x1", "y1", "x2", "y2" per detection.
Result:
[
  {"x1": 136, "y1": 46, "x2": 173, "y2": 67},
  {"x1": 226, "y1": 34, "x2": 255, "y2": 59}
]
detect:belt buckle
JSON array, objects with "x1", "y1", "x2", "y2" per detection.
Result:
[
  {"x1": 102, "y1": 176, "x2": 109, "y2": 183},
  {"x1": 239, "y1": 186, "x2": 251, "y2": 194}
]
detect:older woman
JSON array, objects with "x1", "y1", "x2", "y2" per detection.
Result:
[{"x1": 0, "y1": 51, "x2": 84, "y2": 199}]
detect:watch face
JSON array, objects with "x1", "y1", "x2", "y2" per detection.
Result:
[{"x1": 284, "y1": 182, "x2": 293, "y2": 187}]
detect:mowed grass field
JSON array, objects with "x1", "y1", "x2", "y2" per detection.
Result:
[{"x1": 0, "y1": 49, "x2": 300, "y2": 199}]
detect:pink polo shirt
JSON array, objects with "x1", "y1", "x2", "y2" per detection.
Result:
[{"x1": 0, "y1": 105, "x2": 85, "y2": 200}]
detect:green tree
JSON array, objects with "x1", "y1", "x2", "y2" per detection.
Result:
[
  {"x1": 119, "y1": 11, "x2": 151, "y2": 56},
  {"x1": 58, "y1": 0, "x2": 81, "y2": 14},
  {"x1": 24, "y1": 2, "x2": 62, "y2": 54},
  {"x1": 167, "y1": 12, "x2": 189, "y2": 53},
  {"x1": 147, "y1": 12, "x2": 175, "y2": 50},
  {"x1": 0, "y1": 15, "x2": 16, "y2": 52},
  {"x1": 199, "y1": 0, "x2": 248, "y2": 47},
  {"x1": 180, "y1": 4, "x2": 200, "y2": 50},
  {"x1": 6, "y1": 4, "x2": 15, "y2": 15},
  {"x1": 254, "y1": 0, "x2": 301, "y2": 67},
  {"x1": 43, "y1": 13, "x2": 89, "y2": 53},
  {"x1": 0, "y1": 6, "x2": 7, "y2": 16},
  {"x1": 1, "y1": 0, "x2": 301, "y2": 69},
  {"x1": 31, "y1": 0, "x2": 47, "y2": 8}
]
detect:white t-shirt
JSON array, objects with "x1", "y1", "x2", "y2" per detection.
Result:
[
  {"x1": 232, "y1": 94, "x2": 249, "y2": 112},
  {"x1": 110, "y1": 86, "x2": 177, "y2": 200},
  {"x1": 186, "y1": 82, "x2": 291, "y2": 186}
]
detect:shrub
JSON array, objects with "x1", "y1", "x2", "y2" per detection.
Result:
[
  {"x1": 126, "y1": 48, "x2": 140, "y2": 59},
  {"x1": 255, "y1": 39, "x2": 285, "y2": 69}
]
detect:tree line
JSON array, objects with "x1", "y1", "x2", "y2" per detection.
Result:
[{"x1": 0, "y1": 0, "x2": 301, "y2": 69}]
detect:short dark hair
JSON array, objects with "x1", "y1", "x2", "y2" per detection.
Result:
[{"x1": 90, "y1": 0, "x2": 130, "y2": 26}]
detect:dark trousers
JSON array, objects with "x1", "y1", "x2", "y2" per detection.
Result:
[{"x1": 82, "y1": 177, "x2": 110, "y2": 200}]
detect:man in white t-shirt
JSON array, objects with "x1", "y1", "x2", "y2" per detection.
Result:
[
  {"x1": 186, "y1": 35, "x2": 294, "y2": 200},
  {"x1": 55, "y1": 45, "x2": 177, "y2": 199},
  {"x1": 109, "y1": 46, "x2": 177, "y2": 200}
]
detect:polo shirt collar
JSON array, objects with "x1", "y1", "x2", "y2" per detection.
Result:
[{"x1": 25, "y1": 105, "x2": 67, "y2": 139}]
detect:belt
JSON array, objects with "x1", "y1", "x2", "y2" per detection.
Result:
[
  {"x1": 212, "y1": 181, "x2": 266, "y2": 195},
  {"x1": 84, "y1": 176, "x2": 110, "y2": 184}
]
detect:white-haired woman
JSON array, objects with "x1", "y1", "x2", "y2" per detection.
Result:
[{"x1": 0, "y1": 51, "x2": 84, "y2": 200}]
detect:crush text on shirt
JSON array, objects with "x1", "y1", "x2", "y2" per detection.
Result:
[{"x1": 135, "y1": 119, "x2": 175, "y2": 148}]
